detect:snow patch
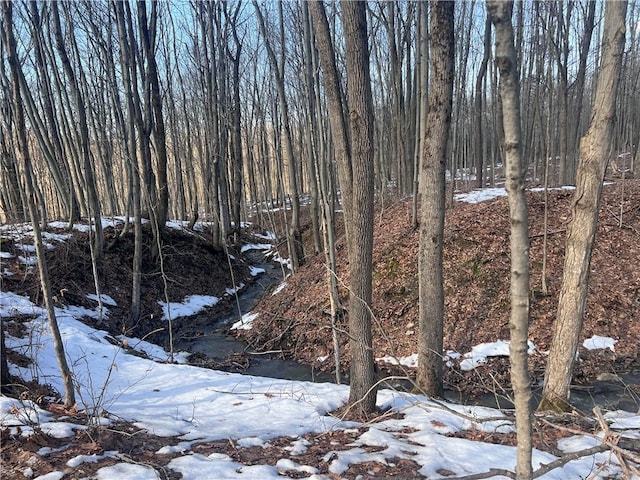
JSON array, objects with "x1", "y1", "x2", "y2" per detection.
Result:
[
  {"x1": 241, "y1": 243, "x2": 273, "y2": 252},
  {"x1": 158, "y1": 295, "x2": 220, "y2": 321},
  {"x1": 231, "y1": 312, "x2": 259, "y2": 330},
  {"x1": 86, "y1": 293, "x2": 118, "y2": 307},
  {"x1": 583, "y1": 335, "x2": 617, "y2": 352},
  {"x1": 459, "y1": 340, "x2": 536, "y2": 371}
]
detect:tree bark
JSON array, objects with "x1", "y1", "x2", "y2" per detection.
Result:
[
  {"x1": 487, "y1": 1, "x2": 533, "y2": 477},
  {"x1": 342, "y1": 0, "x2": 378, "y2": 415},
  {"x1": 475, "y1": 16, "x2": 491, "y2": 188},
  {"x1": 417, "y1": 0, "x2": 454, "y2": 398},
  {"x1": 308, "y1": 0, "x2": 353, "y2": 247},
  {"x1": 540, "y1": 0, "x2": 628, "y2": 412},
  {"x1": 114, "y1": 0, "x2": 144, "y2": 325},
  {"x1": 52, "y1": 2, "x2": 103, "y2": 257}
]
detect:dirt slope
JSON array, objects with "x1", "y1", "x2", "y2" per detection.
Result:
[{"x1": 239, "y1": 180, "x2": 640, "y2": 393}]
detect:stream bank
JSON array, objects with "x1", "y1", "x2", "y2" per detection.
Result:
[{"x1": 168, "y1": 251, "x2": 639, "y2": 413}]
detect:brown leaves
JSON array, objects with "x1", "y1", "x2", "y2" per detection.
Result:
[{"x1": 247, "y1": 180, "x2": 640, "y2": 394}]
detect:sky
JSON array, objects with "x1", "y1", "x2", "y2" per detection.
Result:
[{"x1": 1, "y1": 188, "x2": 638, "y2": 480}]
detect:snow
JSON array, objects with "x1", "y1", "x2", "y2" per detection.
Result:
[
  {"x1": 529, "y1": 185, "x2": 576, "y2": 193},
  {"x1": 2, "y1": 287, "x2": 637, "y2": 479},
  {"x1": 241, "y1": 243, "x2": 273, "y2": 252},
  {"x1": 250, "y1": 266, "x2": 265, "y2": 276},
  {"x1": 86, "y1": 293, "x2": 118, "y2": 307},
  {"x1": 231, "y1": 312, "x2": 260, "y2": 330},
  {"x1": 455, "y1": 187, "x2": 508, "y2": 204},
  {"x1": 225, "y1": 283, "x2": 245, "y2": 295},
  {"x1": 459, "y1": 339, "x2": 536, "y2": 371},
  {"x1": 95, "y1": 462, "x2": 159, "y2": 480},
  {"x1": 377, "y1": 353, "x2": 418, "y2": 368},
  {"x1": 158, "y1": 294, "x2": 220, "y2": 321},
  {"x1": 1, "y1": 220, "x2": 638, "y2": 479},
  {"x1": 271, "y1": 282, "x2": 287, "y2": 296},
  {"x1": 455, "y1": 185, "x2": 577, "y2": 204},
  {"x1": 18, "y1": 255, "x2": 38, "y2": 266},
  {"x1": 32, "y1": 472, "x2": 65, "y2": 480},
  {"x1": 377, "y1": 341, "x2": 536, "y2": 372},
  {"x1": 583, "y1": 335, "x2": 617, "y2": 352}
]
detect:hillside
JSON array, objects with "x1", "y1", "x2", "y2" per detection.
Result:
[
  {"x1": 238, "y1": 180, "x2": 640, "y2": 397},
  {"x1": 1, "y1": 181, "x2": 638, "y2": 403},
  {"x1": 1, "y1": 181, "x2": 638, "y2": 479}
]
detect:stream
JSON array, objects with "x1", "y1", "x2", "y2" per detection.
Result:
[
  {"x1": 173, "y1": 250, "x2": 334, "y2": 383},
  {"x1": 171, "y1": 251, "x2": 639, "y2": 413}
]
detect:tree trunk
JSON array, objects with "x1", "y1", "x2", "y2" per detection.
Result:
[
  {"x1": 3, "y1": 1, "x2": 76, "y2": 408},
  {"x1": 253, "y1": 0, "x2": 304, "y2": 271},
  {"x1": 308, "y1": 0, "x2": 353, "y2": 246},
  {"x1": 540, "y1": 0, "x2": 627, "y2": 412},
  {"x1": 342, "y1": 0, "x2": 378, "y2": 415},
  {"x1": 412, "y1": 1, "x2": 428, "y2": 229},
  {"x1": 138, "y1": 1, "x2": 169, "y2": 234},
  {"x1": 417, "y1": 0, "x2": 454, "y2": 398},
  {"x1": 114, "y1": 0, "x2": 144, "y2": 325},
  {"x1": 475, "y1": 16, "x2": 491, "y2": 188},
  {"x1": 0, "y1": 129, "x2": 24, "y2": 223},
  {"x1": 52, "y1": 2, "x2": 103, "y2": 257},
  {"x1": 487, "y1": 1, "x2": 533, "y2": 477}
]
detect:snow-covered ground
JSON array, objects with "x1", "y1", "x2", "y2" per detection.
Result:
[
  {"x1": 1, "y1": 206, "x2": 638, "y2": 479},
  {"x1": 2, "y1": 288, "x2": 637, "y2": 479}
]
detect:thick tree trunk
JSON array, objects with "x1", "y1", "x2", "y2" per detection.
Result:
[
  {"x1": 488, "y1": 1, "x2": 533, "y2": 477},
  {"x1": 540, "y1": 0, "x2": 627, "y2": 412},
  {"x1": 417, "y1": 0, "x2": 454, "y2": 398},
  {"x1": 342, "y1": 0, "x2": 378, "y2": 415}
]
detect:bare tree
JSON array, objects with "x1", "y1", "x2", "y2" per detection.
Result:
[
  {"x1": 487, "y1": 1, "x2": 533, "y2": 477},
  {"x1": 113, "y1": 0, "x2": 144, "y2": 324},
  {"x1": 51, "y1": 2, "x2": 103, "y2": 256},
  {"x1": 474, "y1": 16, "x2": 491, "y2": 188},
  {"x1": 310, "y1": 0, "x2": 377, "y2": 414},
  {"x1": 253, "y1": 0, "x2": 305, "y2": 271},
  {"x1": 3, "y1": 1, "x2": 75, "y2": 408},
  {"x1": 540, "y1": 0, "x2": 628, "y2": 412},
  {"x1": 417, "y1": 0, "x2": 454, "y2": 398}
]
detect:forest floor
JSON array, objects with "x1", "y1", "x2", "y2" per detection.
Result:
[
  {"x1": 1, "y1": 178, "x2": 639, "y2": 479},
  {"x1": 239, "y1": 178, "x2": 640, "y2": 398}
]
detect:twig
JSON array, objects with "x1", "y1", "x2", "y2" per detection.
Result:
[
  {"x1": 594, "y1": 406, "x2": 640, "y2": 477},
  {"x1": 447, "y1": 468, "x2": 515, "y2": 479}
]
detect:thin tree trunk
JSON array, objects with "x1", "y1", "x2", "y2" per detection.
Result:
[
  {"x1": 114, "y1": 0, "x2": 143, "y2": 325},
  {"x1": 253, "y1": 0, "x2": 305, "y2": 271},
  {"x1": 488, "y1": 1, "x2": 533, "y2": 477},
  {"x1": 52, "y1": 2, "x2": 103, "y2": 257},
  {"x1": 3, "y1": 1, "x2": 76, "y2": 408},
  {"x1": 308, "y1": 0, "x2": 353, "y2": 250},
  {"x1": 475, "y1": 16, "x2": 491, "y2": 189}
]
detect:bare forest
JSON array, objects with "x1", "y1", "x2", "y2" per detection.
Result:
[{"x1": 1, "y1": 2, "x2": 640, "y2": 479}]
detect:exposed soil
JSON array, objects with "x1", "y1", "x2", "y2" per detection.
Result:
[{"x1": 1, "y1": 179, "x2": 639, "y2": 479}]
